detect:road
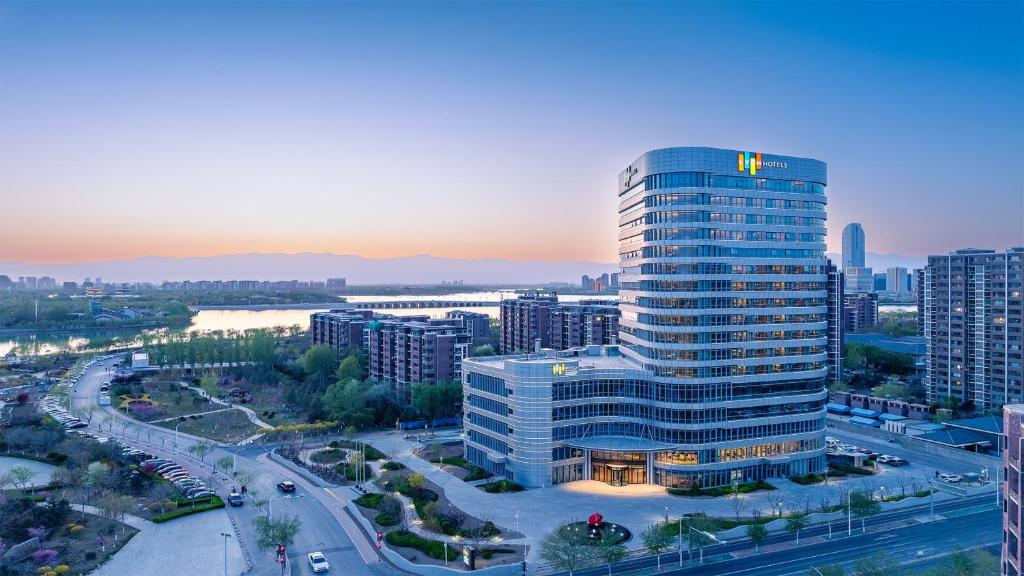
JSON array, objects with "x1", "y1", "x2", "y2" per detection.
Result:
[
  {"x1": 659, "y1": 505, "x2": 1000, "y2": 576},
  {"x1": 828, "y1": 425, "x2": 999, "y2": 479},
  {"x1": 551, "y1": 492, "x2": 1000, "y2": 576},
  {"x1": 68, "y1": 358, "x2": 399, "y2": 576}
]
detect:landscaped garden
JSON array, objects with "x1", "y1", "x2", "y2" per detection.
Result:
[
  {"x1": 154, "y1": 409, "x2": 261, "y2": 444},
  {"x1": 417, "y1": 442, "x2": 492, "y2": 482}
]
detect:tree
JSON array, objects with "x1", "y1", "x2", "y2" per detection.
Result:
[
  {"x1": 407, "y1": 473, "x2": 424, "y2": 489},
  {"x1": 785, "y1": 514, "x2": 808, "y2": 545},
  {"x1": 539, "y1": 522, "x2": 596, "y2": 576},
  {"x1": 807, "y1": 566, "x2": 845, "y2": 576},
  {"x1": 768, "y1": 492, "x2": 786, "y2": 518},
  {"x1": 593, "y1": 528, "x2": 628, "y2": 576},
  {"x1": 849, "y1": 490, "x2": 881, "y2": 532},
  {"x1": 852, "y1": 552, "x2": 900, "y2": 576},
  {"x1": 335, "y1": 354, "x2": 365, "y2": 384},
  {"x1": 188, "y1": 441, "x2": 213, "y2": 464},
  {"x1": 745, "y1": 524, "x2": 768, "y2": 552},
  {"x1": 730, "y1": 491, "x2": 746, "y2": 520},
  {"x1": 235, "y1": 469, "x2": 259, "y2": 492},
  {"x1": 924, "y1": 549, "x2": 998, "y2": 576},
  {"x1": 7, "y1": 465, "x2": 36, "y2": 491},
  {"x1": 871, "y1": 376, "x2": 906, "y2": 399},
  {"x1": 845, "y1": 344, "x2": 866, "y2": 370},
  {"x1": 640, "y1": 523, "x2": 672, "y2": 572},
  {"x1": 216, "y1": 456, "x2": 234, "y2": 475},
  {"x1": 252, "y1": 514, "x2": 302, "y2": 550},
  {"x1": 301, "y1": 345, "x2": 337, "y2": 385},
  {"x1": 472, "y1": 344, "x2": 496, "y2": 357},
  {"x1": 411, "y1": 380, "x2": 463, "y2": 421},
  {"x1": 322, "y1": 380, "x2": 374, "y2": 429}
]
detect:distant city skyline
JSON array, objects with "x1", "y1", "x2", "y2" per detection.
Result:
[{"x1": 1, "y1": 1, "x2": 1021, "y2": 264}]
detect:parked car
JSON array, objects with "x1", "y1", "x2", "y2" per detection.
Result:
[
  {"x1": 877, "y1": 455, "x2": 895, "y2": 464},
  {"x1": 938, "y1": 473, "x2": 962, "y2": 483},
  {"x1": 307, "y1": 552, "x2": 330, "y2": 573},
  {"x1": 277, "y1": 481, "x2": 296, "y2": 493},
  {"x1": 227, "y1": 492, "x2": 244, "y2": 506}
]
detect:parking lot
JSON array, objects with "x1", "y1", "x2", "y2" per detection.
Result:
[{"x1": 828, "y1": 427, "x2": 997, "y2": 492}]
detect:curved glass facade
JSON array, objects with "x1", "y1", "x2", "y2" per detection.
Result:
[{"x1": 462, "y1": 147, "x2": 829, "y2": 489}]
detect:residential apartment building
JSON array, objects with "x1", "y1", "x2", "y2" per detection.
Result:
[
  {"x1": 922, "y1": 248, "x2": 1024, "y2": 411},
  {"x1": 309, "y1": 309, "x2": 375, "y2": 355},
  {"x1": 464, "y1": 147, "x2": 829, "y2": 489},
  {"x1": 446, "y1": 310, "x2": 491, "y2": 347},
  {"x1": 367, "y1": 316, "x2": 471, "y2": 403},
  {"x1": 550, "y1": 301, "x2": 619, "y2": 350},
  {"x1": 916, "y1": 268, "x2": 926, "y2": 335},
  {"x1": 1004, "y1": 404, "x2": 1023, "y2": 576},
  {"x1": 500, "y1": 293, "x2": 620, "y2": 353},
  {"x1": 827, "y1": 259, "x2": 845, "y2": 385},
  {"x1": 499, "y1": 292, "x2": 559, "y2": 353},
  {"x1": 843, "y1": 292, "x2": 879, "y2": 333}
]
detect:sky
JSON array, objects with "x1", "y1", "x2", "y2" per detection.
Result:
[{"x1": 0, "y1": 0, "x2": 1021, "y2": 265}]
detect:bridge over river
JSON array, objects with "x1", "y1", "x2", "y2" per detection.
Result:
[{"x1": 190, "y1": 300, "x2": 500, "y2": 311}]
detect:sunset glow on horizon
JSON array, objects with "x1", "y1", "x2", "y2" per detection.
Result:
[{"x1": 1, "y1": 1, "x2": 1021, "y2": 266}]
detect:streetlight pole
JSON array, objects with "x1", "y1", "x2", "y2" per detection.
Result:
[
  {"x1": 220, "y1": 532, "x2": 231, "y2": 576},
  {"x1": 847, "y1": 488, "x2": 853, "y2": 536},
  {"x1": 664, "y1": 505, "x2": 669, "y2": 524},
  {"x1": 515, "y1": 510, "x2": 520, "y2": 534},
  {"x1": 174, "y1": 421, "x2": 184, "y2": 455},
  {"x1": 927, "y1": 479, "x2": 935, "y2": 520}
]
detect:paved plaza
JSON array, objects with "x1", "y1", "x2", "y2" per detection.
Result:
[
  {"x1": 363, "y1": 430, "x2": 992, "y2": 561},
  {"x1": 90, "y1": 509, "x2": 246, "y2": 576},
  {"x1": 0, "y1": 455, "x2": 56, "y2": 488}
]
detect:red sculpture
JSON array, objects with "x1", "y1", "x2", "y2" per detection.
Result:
[{"x1": 588, "y1": 513, "x2": 603, "y2": 527}]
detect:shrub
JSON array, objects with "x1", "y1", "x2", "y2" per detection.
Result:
[
  {"x1": 32, "y1": 550, "x2": 59, "y2": 565},
  {"x1": 354, "y1": 494, "x2": 384, "y2": 508},
  {"x1": 69, "y1": 525, "x2": 86, "y2": 534},
  {"x1": 479, "y1": 480, "x2": 525, "y2": 493},
  {"x1": 464, "y1": 466, "x2": 493, "y2": 482},
  {"x1": 37, "y1": 568, "x2": 53, "y2": 575},
  {"x1": 381, "y1": 462, "x2": 405, "y2": 471},
  {"x1": 385, "y1": 530, "x2": 458, "y2": 560},
  {"x1": 479, "y1": 547, "x2": 515, "y2": 559},
  {"x1": 84, "y1": 552, "x2": 97, "y2": 561},
  {"x1": 789, "y1": 474, "x2": 825, "y2": 485},
  {"x1": 376, "y1": 511, "x2": 399, "y2": 526},
  {"x1": 152, "y1": 496, "x2": 224, "y2": 523},
  {"x1": 54, "y1": 567, "x2": 69, "y2": 575}
]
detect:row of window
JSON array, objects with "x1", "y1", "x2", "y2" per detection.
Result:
[
  {"x1": 633, "y1": 312, "x2": 826, "y2": 327},
  {"x1": 647, "y1": 361, "x2": 825, "y2": 379},
  {"x1": 636, "y1": 246, "x2": 823, "y2": 260},
  {"x1": 467, "y1": 373, "x2": 507, "y2": 396},
  {"x1": 552, "y1": 417, "x2": 824, "y2": 443},
  {"x1": 636, "y1": 296, "x2": 825, "y2": 309},
  {"x1": 551, "y1": 400, "x2": 823, "y2": 424},
  {"x1": 629, "y1": 263, "x2": 825, "y2": 275},
  {"x1": 624, "y1": 327, "x2": 826, "y2": 344},
  {"x1": 645, "y1": 193, "x2": 824, "y2": 211},
  {"x1": 468, "y1": 412, "x2": 509, "y2": 435},
  {"x1": 642, "y1": 211, "x2": 823, "y2": 227},
  {"x1": 550, "y1": 377, "x2": 823, "y2": 402},
  {"x1": 639, "y1": 228, "x2": 824, "y2": 243},
  {"x1": 641, "y1": 172, "x2": 825, "y2": 194},
  {"x1": 634, "y1": 345, "x2": 825, "y2": 362},
  {"x1": 467, "y1": 393, "x2": 508, "y2": 417},
  {"x1": 623, "y1": 280, "x2": 827, "y2": 293},
  {"x1": 467, "y1": 429, "x2": 508, "y2": 454}
]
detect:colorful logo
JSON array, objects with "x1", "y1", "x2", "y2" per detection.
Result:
[{"x1": 738, "y1": 152, "x2": 762, "y2": 175}]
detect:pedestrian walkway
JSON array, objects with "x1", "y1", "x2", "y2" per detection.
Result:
[{"x1": 87, "y1": 508, "x2": 246, "y2": 576}]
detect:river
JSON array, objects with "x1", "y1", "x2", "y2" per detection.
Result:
[
  {"x1": 1, "y1": 294, "x2": 917, "y2": 357},
  {"x1": 0, "y1": 290, "x2": 601, "y2": 356}
]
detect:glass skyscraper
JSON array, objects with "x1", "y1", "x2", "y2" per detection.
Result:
[{"x1": 463, "y1": 147, "x2": 829, "y2": 489}]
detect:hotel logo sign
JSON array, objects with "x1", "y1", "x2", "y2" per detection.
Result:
[
  {"x1": 551, "y1": 363, "x2": 568, "y2": 376},
  {"x1": 622, "y1": 165, "x2": 638, "y2": 188},
  {"x1": 737, "y1": 152, "x2": 787, "y2": 175}
]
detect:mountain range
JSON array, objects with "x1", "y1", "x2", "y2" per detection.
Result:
[
  {"x1": 0, "y1": 251, "x2": 926, "y2": 285},
  {"x1": 0, "y1": 253, "x2": 618, "y2": 285}
]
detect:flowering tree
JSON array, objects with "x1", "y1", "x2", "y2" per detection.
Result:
[
  {"x1": 32, "y1": 549, "x2": 58, "y2": 565},
  {"x1": 27, "y1": 526, "x2": 49, "y2": 541}
]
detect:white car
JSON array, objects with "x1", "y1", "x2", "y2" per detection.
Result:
[
  {"x1": 939, "y1": 473, "x2": 962, "y2": 483},
  {"x1": 308, "y1": 551, "x2": 330, "y2": 573}
]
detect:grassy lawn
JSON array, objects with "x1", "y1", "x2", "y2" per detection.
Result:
[{"x1": 154, "y1": 409, "x2": 261, "y2": 443}]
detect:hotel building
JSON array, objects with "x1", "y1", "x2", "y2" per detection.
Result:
[
  {"x1": 922, "y1": 248, "x2": 1024, "y2": 410},
  {"x1": 463, "y1": 147, "x2": 829, "y2": 489}
]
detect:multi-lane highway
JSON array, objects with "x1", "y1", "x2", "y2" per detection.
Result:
[{"x1": 68, "y1": 358, "x2": 399, "y2": 576}]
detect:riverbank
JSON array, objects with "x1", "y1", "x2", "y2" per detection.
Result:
[{"x1": 0, "y1": 319, "x2": 191, "y2": 337}]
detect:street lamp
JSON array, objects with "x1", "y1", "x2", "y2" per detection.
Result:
[
  {"x1": 847, "y1": 488, "x2": 854, "y2": 536},
  {"x1": 174, "y1": 421, "x2": 185, "y2": 455},
  {"x1": 219, "y1": 532, "x2": 232, "y2": 576},
  {"x1": 926, "y1": 479, "x2": 935, "y2": 519},
  {"x1": 663, "y1": 505, "x2": 669, "y2": 524},
  {"x1": 515, "y1": 510, "x2": 520, "y2": 534}
]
